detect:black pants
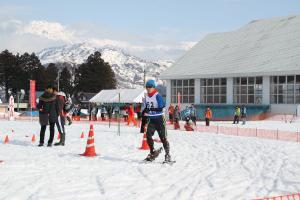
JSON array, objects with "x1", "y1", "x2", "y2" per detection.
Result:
[
  {"x1": 191, "y1": 116, "x2": 196, "y2": 125},
  {"x1": 39, "y1": 123, "x2": 55, "y2": 145},
  {"x1": 205, "y1": 118, "x2": 210, "y2": 126},
  {"x1": 146, "y1": 117, "x2": 170, "y2": 155},
  {"x1": 56, "y1": 116, "x2": 65, "y2": 136},
  {"x1": 168, "y1": 114, "x2": 173, "y2": 122},
  {"x1": 233, "y1": 115, "x2": 239, "y2": 124},
  {"x1": 140, "y1": 116, "x2": 148, "y2": 133}
]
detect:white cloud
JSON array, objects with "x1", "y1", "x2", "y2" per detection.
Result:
[{"x1": 0, "y1": 19, "x2": 200, "y2": 60}]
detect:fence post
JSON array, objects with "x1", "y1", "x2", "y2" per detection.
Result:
[
  {"x1": 237, "y1": 126, "x2": 239, "y2": 136},
  {"x1": 276, "y1": 129, "x2": 279, "y2": 140},
  {"x1": 217, "y1": 125, "x2": 219, "y2": 134},
  {"x1": 256, "y1": 127, "x2": 258, "y2": 137}
]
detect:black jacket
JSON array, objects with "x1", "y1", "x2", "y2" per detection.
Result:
[{"x1": 37, "y1": 92, "x2": 59, "y2": 125}]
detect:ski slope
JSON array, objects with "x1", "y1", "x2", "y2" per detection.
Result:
[{"x1": 0, "y1": 120, "x2": 299, "y2": 200}]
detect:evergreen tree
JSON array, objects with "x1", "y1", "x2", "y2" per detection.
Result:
[
  {"x1": 45, "y1": 63, "x2": 58, "y2": 86},
  {"x1": 74, "y1": 51, "x2": 116, "y2": 93},
  {"x1": 59, "y1": 66, "x2": 73, "y2": 95}
]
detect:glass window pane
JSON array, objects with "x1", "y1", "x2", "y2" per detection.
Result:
[
  {"x1": 214, "y1": 78, "x2": 220, "y2": 86},
  {"x1": 233, "y1": 95, "x2": 239, "y2": 104},
  {"x1": 248, "y1": 86, "x2": 254, "y2": 94},
  {"x1": 279, "y1": 76, "x2": 286, "y2": 84},
  {"x1": 296, "y1": 75, "x2": 300, "y2": 84},
  {"x1": 255, "y1": 96, "x2": 262, "y2": 104},
  {"x1": 271, "y1": 76, "x2": 278, "y2": 84},
  {"x1": 278, "y1": 95, "x2": 284, "y2": 103},
  {"x1": 177, "y1": 80, "x2": 182, "y2": 86},
  {"x1": 248, "y1": 95, "x2": 254, "y2": 104},
  {"x1": 201, "y1": 79, "x2": 206, "y2": 86},
  {"x1": 241, "y1": 86, "x2": 247, "y2": 94},
  {"x1": 183, "y1": 96, "x2": 188, "y2": 103},
  {"x1": 200, "y1": 87, "x2": 206, "y2": 95},
  {"x1": 183, "y1": 87, "x2": 189, "y2": 95},
  {"x1": 271, "y1": 85, "x2": 277, "y2": 94},
  {"x1": 207, "y1": 79, "x2": 213, "y2": 86},
  {"x1": 287, "y1": 85, "x2": 294, "y2": 95},
  {"x1": 171, "y1": 88, "x2": 176, "y2": 96},
  {"x1": 234, "y1": 77, "x2": 240, "y2": 85},
  {"x1": 220, "y1": 95, "x2": 226, "y2": 103},
  {"x1": 189, "y1": 79, "x2": 195, "y2": 86},
  {"x1": 171, "y1": 80, "x2": 176, "y2": 87},
  {"x1": 221, "y1": 78, "x2": 226, "y2": 85},
  {"x1": 189, "y1": 88, "x2": 194, "y2": 95},
  {"x1": 189, "y1": 96, "x2": 194, "y2": 103},
  {"x1": 241, "y1": 95, "x2": 247, "y2": 103},
  {"x1": 287, "y1": 95, "x2": 294, "y2": 104},
  {"x1": 256, "y1": 77, "x2": 263, "y2": 84},
  {"x1": 201, "y1": 96, "x2": 206, "y2": 103},
  {"x1": 207, "y1": 96, "x2": 213, "y2": 103},
  {"x1": 214, "y1": 87, "x2": 220, "y2": 94},
  {"x1": 248, "y1": 77, "x2": 254, "y2": 85},
  {"x1": 220, "y1": 87, "x2": 226, "y2": 94},
  {"x1": 171, "y1": 96, "x2": 177, "y2": 103},
  {"x1": 207, "y1": 87, "x2": 213, "y2": 95},
  {"x1": 295, "y1": 85, "x2": 300, "y2": 95},
  {"x1": 183, "y1": 80, "x2": 189, "y2": 86},
  {"x1": 233, "y1": 86, "x2": 240, "y2": 94},
  {"x1": 177, "y1": 88, "x2": 182, "y2": 95},
  {"x1": 214, "y1": 95, "x2": 220, "y2": 103},
  {"x1": 241, "y1": 77, "x2": 247, "y2": 85},
  {"x1": 287, "y1": 76, "x2": 295, "y2": 84},
  {"x1": 271, "y1": 95, "x2": 277, "y2": 104},
  {"x1": 296, "y1": 95, "x2": 300, "y2": 103}
]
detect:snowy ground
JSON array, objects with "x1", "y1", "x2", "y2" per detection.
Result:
[{"x1": 0, "y1": 120, "x2": 300, "y2": 200}]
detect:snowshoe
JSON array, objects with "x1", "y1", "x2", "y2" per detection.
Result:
[
  {"x1": 162, "y1": 154, "x2": 176, "y2": 165},
  {"x1": 144, "y1": 147, "x2": 163, "y2": 162}
]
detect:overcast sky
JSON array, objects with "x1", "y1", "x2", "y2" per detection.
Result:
[{"x1": 1, "y1": 0, "x2": 300, "y2": 60}]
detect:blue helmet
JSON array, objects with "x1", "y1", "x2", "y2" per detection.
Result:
[{"x1": 146, "y1": 79, "x2": 156, "y2": 88}]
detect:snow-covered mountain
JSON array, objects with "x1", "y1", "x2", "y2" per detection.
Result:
[{"x1": 37, "y1": 43, "x2": 174, "y2": 88}]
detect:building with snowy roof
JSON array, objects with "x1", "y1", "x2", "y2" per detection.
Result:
[{"x1": 160, "y1": 15, "x2": 300, "y2": 117}]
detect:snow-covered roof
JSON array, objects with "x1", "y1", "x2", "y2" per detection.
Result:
[
  {"x1": 89, "y1": 89, "x2": 146, "y2": 104},
  {"x1": 160, "y1": 15, "x2": 300, "y2": 79}
]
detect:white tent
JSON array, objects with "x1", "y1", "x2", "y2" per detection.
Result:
[{"x1": 89, "y1": 89, "x2": 146, "y2": 104}]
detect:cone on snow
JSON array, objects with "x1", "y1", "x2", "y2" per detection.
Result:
[
  {"x1": 31, "y1": 134, "x2": 36, "y2": 143},
  {"x1": 4, "y1": 135, "x2": 9, "y2": 144},
  {"x1": 139, "y1": 133, "x2": 150, "y2": 150},
  {"x1": 81, "y1": 124, "x2": 97, "y2": 157},
  {"x1": 80, "y1": 131, "x2": 84, "y2": 138}
]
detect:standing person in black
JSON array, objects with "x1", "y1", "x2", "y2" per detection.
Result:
[{"x1": 37, "y1": 85, "x2": 59, "y2": 147}]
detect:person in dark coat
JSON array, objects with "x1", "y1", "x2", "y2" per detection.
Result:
[
  {"x1": 37, "y1": 85, "x2": 59, "y2": 147},
  {"x1": 53, "y1": 87, "x2": 66, "y2": 146}
]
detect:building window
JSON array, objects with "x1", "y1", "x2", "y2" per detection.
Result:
[
  {"x1": 171, "y1": 79, "x2": 194, "y2": 103},
  {"x1": 200, "y1": 78, "x2": 226, "y2": 104},
  {"x1": 271, "y1": 75, "x2": 300, "y2": 104},
  {"x1": 233, "y1": 77, "x2": 262, "y2": 104}
]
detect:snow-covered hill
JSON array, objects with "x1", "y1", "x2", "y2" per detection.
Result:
[{"x1": 37, "y1": 43, "x2": 174, "y2": 88}]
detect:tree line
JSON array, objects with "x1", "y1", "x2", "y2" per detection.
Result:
[{"x1": 0, "y1": 50, "x2": 116, "y2": 102}]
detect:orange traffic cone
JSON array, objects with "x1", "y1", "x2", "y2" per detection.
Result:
[
  {"x1": 4, "y1": 135, "x2": 9, "y2": 144},
  {"x1": 80, "y1": 131, "x2": 84, "y2": 138},
  {"x1": 57, "y1": 132, "x2": 61, "y2": 140},
  {"x1": 31, "y1": 134, "x2": 36, "y2": 143},
  {"x1": 81, "y1": 124, "x2": 97, "y2": 157},
  {"x1": 139, "y1": 133, "x2": 150, "y2": 150}
]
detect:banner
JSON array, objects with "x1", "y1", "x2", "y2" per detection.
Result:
[
  {"x1": 30, "y1": 80, "x2": 36, "y2": 109},
  {"x1": 177, "y1": 92, "x2": 181, "y2": 111},
  {"x1": 9, "y1": 95, "x2": 14, "y2": 119}
]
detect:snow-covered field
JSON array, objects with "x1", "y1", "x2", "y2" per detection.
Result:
[{"x1": 0, "y1": 120, "x2": 300, "y2": 200}]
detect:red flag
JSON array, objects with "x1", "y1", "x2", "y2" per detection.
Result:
[{"x1": 30, "y1": 80, "x2": 36, "y2": 109}]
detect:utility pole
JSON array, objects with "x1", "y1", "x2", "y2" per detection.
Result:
[{"x1": 143, "y1": 68, "x2": 146, "y2": 86}]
